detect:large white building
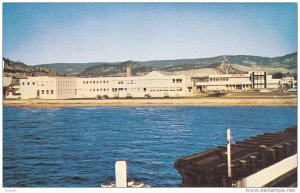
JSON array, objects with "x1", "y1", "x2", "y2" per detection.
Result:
[
  {"x1": 17, "y1": 70, "x2": 290, "y2": 99},
  {"x1": 19, "y1": 71, "x2": 192, "y2": 99}
]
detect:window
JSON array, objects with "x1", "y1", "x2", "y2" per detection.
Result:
[
  {"x1": 90, "y1": 89, "x2": 92, "y2": 91},
  {"x1": 144, "y1": 88, "x2": 146, "y2": 92},
  {"x1": 42, "y1": 90, "x2": 44, "y2": 94},
  {"x1": 27, "y1": 82, "x2": 30, "y2": 85},
  {"x1": 22, "y1": 82, "x2": 25, "y2": 85},
  {"x1": 33, "y1": 82, "x2": 35, "y2": 85},
  {"x1": 93, "y1": 89, "x2": 95, "y2": 91},
  {"x1": 93, "y1": 81, "x2": 95, "y2": 84},
  {"x1": 173, "y1": 79, "x2": 176, "y2": 83},
  {"x1": 97, "y1": 89, "x2": 99, "y2": 91},
  {"x1": 86, "y1": 81, "x2": 88, "y2": 84},
  {"x1": 104, "y1": 88, "x2": 106, "y2": 91},
  {"x1": 176, "y1": 79, "x2": 182, "y2": 83},
  {"x1": 100, "y1": 81, "x2": 102, "y2": 83},
  {"x1": 90, "y1": 81, "x2": 92, "y2": 84},
  {"x1": 51, "y1": 90, "x2": 54, "y2": 94},
  {"x1": 46, "y1": 90, "x2": 49, "y2": 94},
  {"x1": 83, "y1": 81, "x2": 85, "y2": 84}
]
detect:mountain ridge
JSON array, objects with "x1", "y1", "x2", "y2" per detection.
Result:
[
  {"x1": 4, "y1": 52, "x2": 297, "y2": 78},
  {"x1": 35, "y1": 52, "x2": 297, "y2": 75}
]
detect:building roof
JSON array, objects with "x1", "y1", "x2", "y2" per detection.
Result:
[
  {"x1": 144, "y1": 71, "x2": 179, "y2": 77},
  {"x1": 144, "y1": 71, "x2": 167, "y2": 77}
]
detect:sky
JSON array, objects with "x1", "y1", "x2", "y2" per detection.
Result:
[{"x1": 3, "y1": 3, "x2": 298, "y2": 65}]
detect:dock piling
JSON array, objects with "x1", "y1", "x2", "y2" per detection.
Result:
[
  {"x1": 115, "y1": 161, "x2": 127, "y2": 187},
  {"x1": 227, "y1": 128, "x2": 232, "y2": 178}
]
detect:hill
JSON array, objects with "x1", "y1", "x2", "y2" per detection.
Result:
[
  {"x1": 35, "y1": 52, "x2": 297, "y2": 76},
  {"x1": 3, "y1": 58, "x2": 69, "y2": 78},
  {"x1": 79, "y1": 60, "x2": 154, "y2": 77},
  {"x1": 35, "y1": 62, "x2": 113, "y2": 74}
]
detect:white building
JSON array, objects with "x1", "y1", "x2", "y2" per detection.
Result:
[
  {"x1": 280, "y1": 77, "x2": 297, "y2": 88},
  {"x1": 17, "y1": 70, "x2": 288, "y2": 99},
  {"x1": 19, "y1": 71, "x2": 192, "y2": 99},
  {"x1": 193, "y1": 73, "x2": 252, "y2": 92},
  {"x1": 20, "y1": 77, "x2": 77, "y2": 99},
  {"x1": 193, "y1": 71, "x2": 281, "y2": 92}
]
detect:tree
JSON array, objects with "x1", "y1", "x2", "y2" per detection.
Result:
[{"x1": 272, "y1": 72, "x2": 284, "y2": 79}]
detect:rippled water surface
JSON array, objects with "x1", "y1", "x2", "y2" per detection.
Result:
[{"x1": 3, "y1": 106, "x2": 297, "y2": 187}]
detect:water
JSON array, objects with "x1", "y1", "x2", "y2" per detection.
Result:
[{"x1": 3, "y1": 106, "x2": 297, "y2": 187}]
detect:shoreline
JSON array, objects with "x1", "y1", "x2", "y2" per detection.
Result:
[{"x1": 3, "y1": 97, "x2": 297, "y2": 108}]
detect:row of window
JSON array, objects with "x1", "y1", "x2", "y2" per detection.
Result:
[
  {"x1": 83, "y1": 80, "x2": 109, "y2": 84},
  {"x1": 23, "y1": 78, "x2": 185, "y2": 87},
  {"x1": 85, "y1": 87, "x2": 184, "y2": 93},
  {"x1": 110, "y1": 87, "x2": 183, "y2": 92},
  {"x1": 225, "y1": 85, "x2": 250, "y2": 88},
  {"x1": 117, "y1": 80, "x2": 135, "y2": 84},
  {"x1": 22, "y1": 81, "x2": 54, "y2": 86},
  {"x1": 209, "y1": 78, "x2": 229, "y2": 82},
  {"x1": 172, "y1": 79, "x2": 183, "y2": 83},
  {"x1": 57, "y1": 89, "x2": 76, "y2": 95},
  {"x1": 82, "y1": 79, "x2": 184, "y2": 85},
  {"x1": 89, "y1": 88, "x2": 109, "y2": 92},
  {"x1": 37, "y1": 90, "x2": 54, "y2": 95},
  {"x1": 58, "y1": 81, "x2": 76, "y2": 86},
  {"x1": 150, "y1": 87, "x2": 183, "y2": 92}
]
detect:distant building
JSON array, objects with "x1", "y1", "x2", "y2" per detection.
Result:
[
  {"x1": 193, "y1": 73, "x2": 252, "y2": 92},
  {"x1": 3, "y1": 76, "x2": 13, "y2": 87},
  {"x1": 3, "y1": 76, "x2": 24, "y2": 99},
  {"x1": 280, "y1": 77, "x2": 297, "y2": 89},
  {"x1": 193, "y1": 71, "x2": 281, "y2": 92}
]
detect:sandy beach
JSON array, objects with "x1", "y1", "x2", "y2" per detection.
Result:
[{"x1": 3, "y1": 96, "x2": 297, "y2": 108}]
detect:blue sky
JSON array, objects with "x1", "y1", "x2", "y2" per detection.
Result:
[{"x1": 3, "y1": 3, "x2": 297, "y2": 65}]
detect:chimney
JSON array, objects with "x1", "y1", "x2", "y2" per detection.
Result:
[{"x1": 126, "y1": 67, "x2": 132, "y2": 77}]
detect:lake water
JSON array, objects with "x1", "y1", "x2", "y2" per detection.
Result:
[{"x1": 3, "y1": 106, "x2": 297, "y2": 187}]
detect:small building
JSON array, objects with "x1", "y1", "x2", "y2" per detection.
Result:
[
  {"x1": 280, "y1": 77, "x2": 297, "y2": 89},
  {"x1": 193, "y1": 73, "x2": 252, "y2": 92},
  {"x1": 193, "y1": 71, "x2": 280, "y2": 92}
]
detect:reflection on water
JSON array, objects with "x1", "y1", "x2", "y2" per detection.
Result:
[{"x1": 3, "y1": 106, "x2": 297, "y2": 187}]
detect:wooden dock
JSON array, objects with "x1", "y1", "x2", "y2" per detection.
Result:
[{"x1": 174, "y1": 126, "x2": 297, "y2": 187}]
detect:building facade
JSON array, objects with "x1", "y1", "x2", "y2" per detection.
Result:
[
  {"x1": 19, "y1": 71, "x2": 192, "y2": 99},
  {"x1": 18, "y1": 71, "x2": 289, "y2": 99},
  {"x1": 20, "y1": 77, "x2": 77, "y2": 99},
  {"x1": 193, "y1": 73, "x2": 252, "y2": 92},
  {"x1": 193, "y1": 71, "x2": 281, "y2": 92}
]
